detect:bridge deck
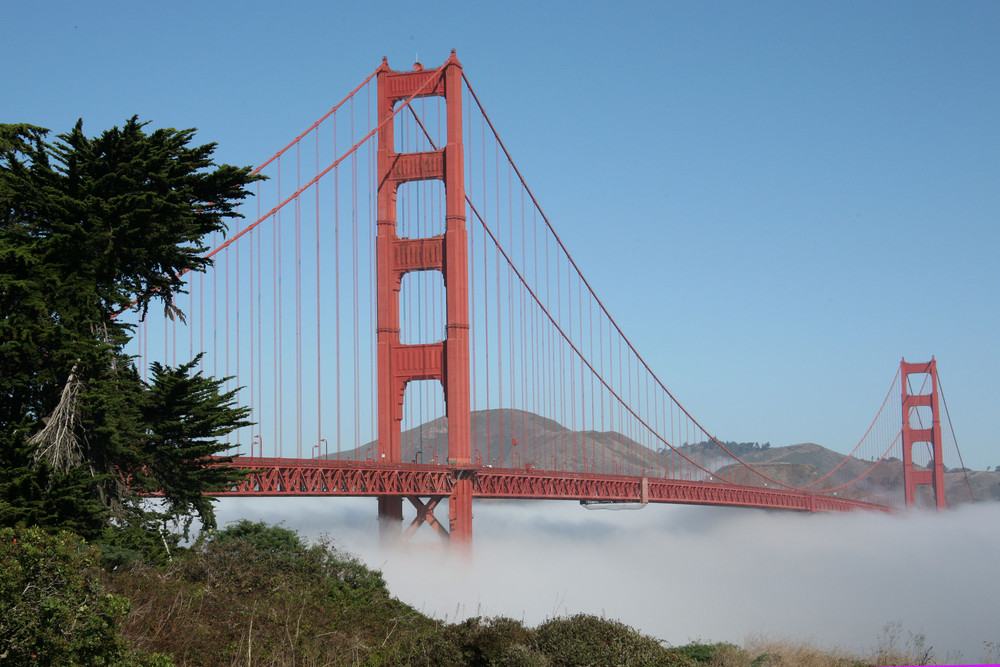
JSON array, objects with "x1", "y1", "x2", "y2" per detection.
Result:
[{"x1": 214, "y1": 457, "x2": 892, "y2": 513}]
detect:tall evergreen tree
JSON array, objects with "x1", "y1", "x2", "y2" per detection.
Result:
[{"x1": 0, "y1": 118, "x2": 260, "y2": 541}]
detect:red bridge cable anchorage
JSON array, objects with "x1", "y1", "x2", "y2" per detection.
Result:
[{"x1": 462, "y1": 74, "x2": 888, "y2": 494}]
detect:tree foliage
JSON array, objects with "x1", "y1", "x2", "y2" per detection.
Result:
[{"x1": 0, "y1": 117, "x2": 259, "y2": 542}]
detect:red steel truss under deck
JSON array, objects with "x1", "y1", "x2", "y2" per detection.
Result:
[{"x1": 214, "y1": 458, "x2": 891, "y2": 513}]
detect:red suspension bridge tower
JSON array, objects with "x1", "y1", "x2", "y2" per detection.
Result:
[
  {"x1": 900, "y1": 358, "x2": 947, "y2": 510},
  {"x1": 375, "y1": 52, "x2": 474, "y2": 546}
]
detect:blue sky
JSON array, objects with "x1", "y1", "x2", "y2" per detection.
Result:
[{"x1": 4, "y1": 1, "x2": 998, "y2": 469}]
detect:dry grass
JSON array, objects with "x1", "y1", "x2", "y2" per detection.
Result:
[
  {"x1": 700, "y1": 625, "x2": 941, "y2": 667},
  {"x1": 708, "y1": 638, "x2": 856, "y2": 666}
]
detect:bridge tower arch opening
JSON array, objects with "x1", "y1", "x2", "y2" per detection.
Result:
[{"x1": 375, "y1": 52, "x2": 473, "y2": 548}]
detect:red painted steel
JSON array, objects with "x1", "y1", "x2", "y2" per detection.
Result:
[
  {"x1": 376, "y1": 52, "x2": 472, "y2": 547},
  {"x1": 215, "y1": 458, "x2": 891, "y2": 514},
  {"x1": 900, "y1": 358, "x2": 947, "y2": 509}
]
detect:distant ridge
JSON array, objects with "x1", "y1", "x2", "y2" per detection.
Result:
[
  {"x1": 318, "y1": 408, "x2": 994, "y2": 504},
  {"x1": 321, "y1": 408, "x2": 662, "y2": 473}
]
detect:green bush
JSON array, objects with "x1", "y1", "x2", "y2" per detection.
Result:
[
  {"x1": 411, "y1": 616, "x2": 548, "y2": 667},
  {"x1": 534, "y1": 613, "x2": 677, "y2": 667},
  {"x1": 107, "y1": 520, "x2": 434, "y2": 666},
  {"x1": 208, "y1": 518, "x2": 302, "y2": 555},
  {"x1": 201, "y1": 520, "x2": 393, "y2": 608},
  {"x1": 0, "y1": 525, "x2": 171, "y2": 666},
  {"x1": 671, "y1": 641, "x2": 739, "y2": 663}
]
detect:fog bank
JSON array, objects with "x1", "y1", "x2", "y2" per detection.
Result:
[{"x1": 216, "y1": 497, "x2": 1000, "y2": 662}]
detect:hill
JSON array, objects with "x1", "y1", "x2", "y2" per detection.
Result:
[
  {"x1": 322, "y1": 408, "x2": 663, "y2": 473},
  {"x1": 735, "y1": 442, "x2": 986, "y2": 505},
  {"x1": 83, "y1": 520, "x2": 944, "y2": 666},
  {"x1": 322, "y1": 409, "x2": 996, "y2": 505}
]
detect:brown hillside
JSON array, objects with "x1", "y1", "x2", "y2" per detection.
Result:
[
  {"x1": 320, "y1": 409, "x2": 998, "y2": 504},
  {"x1": 323, "y1": 408, "x2": 663, "y2": 475}
]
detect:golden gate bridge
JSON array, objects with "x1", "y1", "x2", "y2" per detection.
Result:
[{"x1": 128, "y1": 52, "x2": 966, "y2": 549}]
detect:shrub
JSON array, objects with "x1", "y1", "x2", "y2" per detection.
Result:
[
  {"x1": 0, "y1": 525, "x2": 171, "y2": 666},
  {"x1": 670, "y1": 641, "x2": 739, "y2": 663},
  {"x1": 207, "y1": 518, "x2": 302, "y2": 555},
  {"x1": 535, "y1": 613, "x2": 677, "y2": 667},
  {"x1": 411, "y1": 616, "x2": 548, "y2": 666},
  {"x1": 107, "y1": 520, "x2": 434, "y2": 665}
]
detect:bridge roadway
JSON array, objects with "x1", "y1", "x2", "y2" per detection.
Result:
[{"x1": 214, "y1": 457, "x2": 891, "y2": 513}]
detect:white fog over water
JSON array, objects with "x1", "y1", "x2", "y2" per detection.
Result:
[{"x1": 215, "y1": 497, "x2": 1000, "y2": 663}]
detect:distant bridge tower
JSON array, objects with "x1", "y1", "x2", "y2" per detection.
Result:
[
  {"x1": 900, "y1": 358, "x2": 947, "y2": 509},
  {"x1": 375, "y1": 52, "x2": 473, "y2": 546}
]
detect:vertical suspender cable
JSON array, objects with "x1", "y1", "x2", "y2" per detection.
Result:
[
  {"x1": 466, "y1": 84, "x2": 477, "y2": 456},
  {"x1": 273, "y1": 161, "x2": 280, "y2": 457},
  {"x1": 507, "y1": 164, "x2": 515, "y2": 449},
  {"x1": 368, "y1": 83, "x2": 377, "y2": 447},
  {"x1": 295, "y1": 143, "x2": 302, "y2": 458},
  {"x1": 517, "y1": 188, "x2": 532, "y2": 468},
  {"x1": 256, "y1": 190, "x2": 263, "y2": 454},
  {"x1": 482, "y1": 112, "x2": 491, "y2": 462},
  {"x1": 212, "y1": 230, "x2": 218, "y2": 379},
  {"x1": 249, "y1": 224, "x2": 254, "y2": 454},
  {"x1": 357, "y1": 98, "x2": 365, "y2": 455},
  {"x1": 334, "y1": 115, "x2": 341, "y2": 458},
  {"x1": 494, "y1": 133, "x2": 504, "y2": 454},
  {"x1": 224, "y1": 245, "x2": 230, "y2": 405},
  {"x1": 315, "y1": 127, "x2": 323, "y2": 458}
]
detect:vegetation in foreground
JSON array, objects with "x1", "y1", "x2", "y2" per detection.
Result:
[{"x1": 2, "y1": 519, "x2": 974, "y2": 666}]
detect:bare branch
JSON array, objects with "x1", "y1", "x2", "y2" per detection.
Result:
[{"x1": 29, "y1": 365, "x2": 84, "y2": 473}]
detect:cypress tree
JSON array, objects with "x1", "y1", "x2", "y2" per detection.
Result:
[{"x1": 0, "y1": 118, "x2": 260, "y2": 543}]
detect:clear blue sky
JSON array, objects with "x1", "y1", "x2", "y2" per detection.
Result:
[{"x1": 4, "y1": 1, "x2": 998, "y2": 468}]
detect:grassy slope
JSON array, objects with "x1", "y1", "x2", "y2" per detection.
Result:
[{"x1": 98, "y1": 521, "x2": 947, "y2": 666}]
